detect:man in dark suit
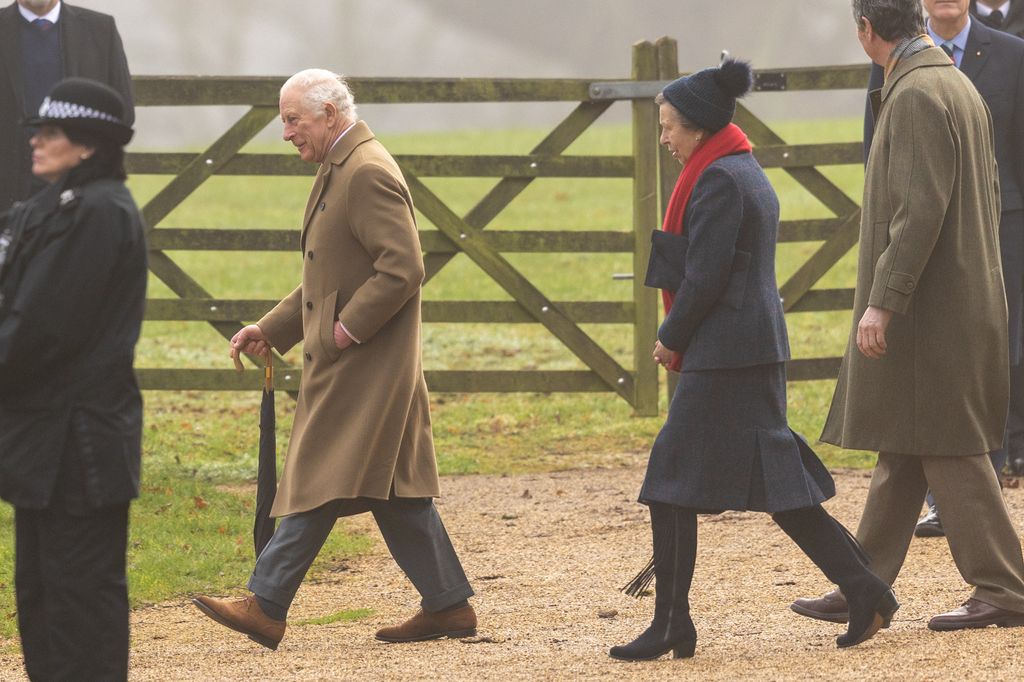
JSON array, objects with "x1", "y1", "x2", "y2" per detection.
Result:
[
  {"x1": 971, "y1": 0, "x2": 1024, "y2": 37},
  {"x1": 0, "y1": 0, "x2": 133, "y2": 213},
  {"x1": 865, "y1": 0, "x2": 1024, "y2": 534}
]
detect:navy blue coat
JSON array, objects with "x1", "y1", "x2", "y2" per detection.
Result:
[
  {"x1": 640, "y1": 152, "x2": 833, "y2": 513},
  {"x1": 0, "y1": 177, "x2": 146, "y2": 510},
  {"x1": 656, "y1": 153, "x2": 790, "y2": 370},
  {"x1": 865, "y1": 21, "x2": 1024, "y2": 363}
]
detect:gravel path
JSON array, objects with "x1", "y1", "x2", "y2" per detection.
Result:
[{"x1": 3, "y1": 460, "x2": 1023, "y2": 681}]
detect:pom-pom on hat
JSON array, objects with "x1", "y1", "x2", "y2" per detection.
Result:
[
  {"x1": 23, "y1": 77, "x2": 133, "y2": 146},
  {"x1": 661, "y1": 59, "x2": 753, "y2": 133}
]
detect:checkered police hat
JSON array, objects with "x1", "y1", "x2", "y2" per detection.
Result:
[{"x1": 24, "y1": 77, "x2": 133, "y2": 146}]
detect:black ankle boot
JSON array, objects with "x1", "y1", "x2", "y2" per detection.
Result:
[
  {"x1": 610, "y1": 505, "x2": 698, "y2": 661},
  {"x1": 773, "y1": 505, "x2": 899, "y2": 648}
]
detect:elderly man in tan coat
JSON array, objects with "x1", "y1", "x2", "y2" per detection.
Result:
[
  {"x1": 791, "y1": 0, "x2": 1024, "y2": 632},
  {"x1": 192, "y1": 68, "x2": 476, "y2": 650}
]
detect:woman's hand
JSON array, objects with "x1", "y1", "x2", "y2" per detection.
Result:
[{"x1": 653, "y1": 340, "x2": 675, "y2": 368}]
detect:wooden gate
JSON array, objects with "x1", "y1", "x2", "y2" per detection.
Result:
[{"x1": 129, "y1": 37, "x2": 870, "y2": 416}]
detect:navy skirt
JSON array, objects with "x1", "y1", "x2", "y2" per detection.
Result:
[{"x1": 639, "y1": 362, "x2": 835, "y2": 513}]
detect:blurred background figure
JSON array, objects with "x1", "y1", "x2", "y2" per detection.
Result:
[
  {"x1": 0, "y1": 0, "x2": 134, "y2": 213},
  {"x1": 971, "y1": 0, "x2": 1024, "y2": 36},
  {"x1": 0, "y1": 78, "x2": 145, "y2": 682}
]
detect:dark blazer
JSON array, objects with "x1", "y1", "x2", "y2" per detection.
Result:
[
  {"x1": 0, "y1": 177, "x2": 146, "y2": 510},
  {"x1": 971, "y1": 0, "x2": 1024, "y2": 38},
  {"x1": 654, "y1": 152, "x2": 790, "y2": 371},
  {"x1": 0, "y1": 2, "x2": 134, "y2": 212},
  {"x1": 864, "y1": 20, "x2": 1024, "y2": 363}
]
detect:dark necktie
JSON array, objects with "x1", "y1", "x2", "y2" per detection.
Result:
[
  {"x1": 941, "y1": 42, "x2": 955, "y2": 62},
  {"x1": 986, "y1": 9, "x2": 1005, "y2": 28},
  {"x1": 32, "y1": 18, "x2": 53, "y2": 31}
]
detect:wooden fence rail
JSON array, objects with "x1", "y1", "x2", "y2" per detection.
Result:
[{"x1": 131, "y1": 36, "x2": 871, "y2": 415}]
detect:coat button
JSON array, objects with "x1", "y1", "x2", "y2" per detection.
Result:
[
  {"x1": 306, "y1": 301, "x2": 313, "y2": 310},
  {"x1": 319, "y1": 202, "x2": 326, "y2": 211},
  {"x1": 307, "y1": 250, "x2": 314, "y2": 260},
  {"x1": 305, "y1": 352, "x2": 312, "y2": 361}
]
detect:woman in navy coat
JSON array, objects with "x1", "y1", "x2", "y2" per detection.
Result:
[{"x1": 609, "y1": 60, "x2": 898, "y2": 661}]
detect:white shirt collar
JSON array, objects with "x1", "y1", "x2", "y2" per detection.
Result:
[
  {"x1": 328, "y1": 120, "x2": 358, "y2": 153},
  {"x1": 975, "y1": 1, "x2": 1011, "y2": 17},
  {"x1": 18, "y1": 1, "x2": 61, "y2": 24}
]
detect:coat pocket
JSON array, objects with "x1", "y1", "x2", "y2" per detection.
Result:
[
  {"x1": 721, "y1": 249, "x2": 752, "y2": 310},
  {"x1": 644, "y1": 230, "x2": 688, "y2": 291},
  {"x1": 318, "y1": 289, "x2": 342, "y2": 362}
]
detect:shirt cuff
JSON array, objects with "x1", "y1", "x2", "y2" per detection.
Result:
[{"x1": 338, "y1": 321, "x2": 361, "y2": 344}]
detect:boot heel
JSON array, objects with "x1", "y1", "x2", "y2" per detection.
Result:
[
  {"x1": 672, "y1": 640, "x2": 696, "y2": 659},
  {"x1": 875, "y1": 589, "x2": 900, "y2": 621}
]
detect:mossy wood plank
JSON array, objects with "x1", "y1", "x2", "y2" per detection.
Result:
[
  {"x1": 778, "y1": 219, "x2": 843, "y2": 243},
  {"x1": 423, "y1": 101, "x2": 613, "y2": 283},
  {"x1": 144, "y1": 299, "x2": 633, "y2": 324},
  {"x1": 404, "y1": 171, "x2": 634, "y2": 401},
  {"x1": 129, "y1": 153, "x2": 632, "y2": 178},
  {"x1": 786, "y1": 288, "x2": 855, "y2": 313},
  {"x1": 132, "y1": 76, "x2": 605, "y2": 106},
  {"x1": 632, "y1": 40, "x2": 661, "y2": 416},
  {"x1": 752, "y1": 143, "x2": 862, "y2": 168},
  {"x1": 785, "y1": 357, "x2": 843, "y2": 381},
  {"x1": 779, "y1": 210, "x2": 861, "y2": 311},
  {"x1": 147, "y1": 228, "x2": 631, "y2": 253},
  {"x1": 135, "y1": 369, "x2": 608, "y2": 392},
  {"x1": 140, "y1": 106, "x2": 279, "y2": 229}
]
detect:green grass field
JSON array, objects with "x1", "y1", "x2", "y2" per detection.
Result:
[{"x1": 0, "y1": 117, "x2": 874, "y2": 641}]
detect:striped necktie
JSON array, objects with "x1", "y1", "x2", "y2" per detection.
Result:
[{"x1": 941, "y1": 42, "x2": 955, "y2": 63}]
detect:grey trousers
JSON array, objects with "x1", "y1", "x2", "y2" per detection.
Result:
[{"x1": 248, "y1": 497, "x2": 473, "y2": 615}]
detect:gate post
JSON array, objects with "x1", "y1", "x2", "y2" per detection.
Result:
[
  {"x1": 655, "y1": 37, "x2": 681, "y2": 406},
  {"x1": 632, "y1": 41, "x2": 660, "y2": 416}
]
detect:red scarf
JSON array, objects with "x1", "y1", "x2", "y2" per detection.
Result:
[{"x1": 660, "y1": 123, "x2": 752, "y2": 372}]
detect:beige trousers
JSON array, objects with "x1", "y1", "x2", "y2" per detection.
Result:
[{"x1": 855, "y1": 452, "x2": 1024, "y2": 612}]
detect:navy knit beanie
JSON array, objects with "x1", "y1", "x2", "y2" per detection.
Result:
[{"x1": 661, "y1": 59, "x2": 753, "y2": 132}]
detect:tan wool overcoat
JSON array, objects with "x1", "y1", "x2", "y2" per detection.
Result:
[
  {"x1": 258, "y1": 122, "x2": 440, "y2": 517},
  {"x1": 821, "y1": 48, "x2": 1008, "y2": 456}
]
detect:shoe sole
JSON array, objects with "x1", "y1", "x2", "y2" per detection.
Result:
[
  {"x1": 928, "y1": 615, "x2": 1024, "y2": 631},
  {"x1": 608, "y1": 640, "x2": 696, "y2": 661},
  {"x1": 914, "y1": 526, "x2": 945, "y2": 538},
  {"x1": 191, "y1": 598, "x2": 281, "y2": 651},
  {"x1": 790, "y1": 603, "x2": 893, "y2": 629},
  {"x1": 375, "y1": 627, "x2": 477, "y2": 643}
]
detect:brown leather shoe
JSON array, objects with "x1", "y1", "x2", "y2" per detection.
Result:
[
  {"x1": 928, "y1": 598, "x2": 1024, "y2": 631},
  {"x1": 192, "y1": 595, "x2": 285, "y2": 650},
  {"x1": 375, "y1": 605, "x2": 477, "y2": 643},
  {"x1": 791, "y1": 589, "x2": 850, "y2": 624}
]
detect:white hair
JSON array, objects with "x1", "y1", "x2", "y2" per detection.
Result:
[{"x1": 281, "y1": 68, "x2": 357, "y2": 121}]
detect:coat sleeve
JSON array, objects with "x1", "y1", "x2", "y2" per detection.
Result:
[
  {"x1": 258, "y1": 284, "x2": 303, "y2": 353},
  {"x1": 336, "y1": 163, "x2": 425, "y2": 342},
  {"x1": 658, "y1": 166, "x2": 743, "y2": 353},
  {"x1": 0, "y1": 196, "x2": 138, "y2": 381},
  {"x1": 867, "y1": 86, "x2": 956, "y2": 313}
]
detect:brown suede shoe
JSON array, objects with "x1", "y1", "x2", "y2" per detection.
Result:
[
  {"x1": 791, "y1": 589, "x2": 850, "y2": 624},
  {"x1": 192, "y1": 595, "x2": 286, "y2": 650},
  {"x1": 928, "y1": 598, "x2": 1024, "y2": 631},
  {"x1": 375, "y1": 605, "x2": 477, "y2": 643}
]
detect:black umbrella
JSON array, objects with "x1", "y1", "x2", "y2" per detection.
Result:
[{"x1": 235, "y1": 352, "x2": 277, "y2": 556}]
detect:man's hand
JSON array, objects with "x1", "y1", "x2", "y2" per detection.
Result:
[
  {"x1": 230, "y1": 324, "x2": 270, "y2": 362},
  {"x1": 653, "y1": 340, "x2": 675, "y2": 368},
  {"x1": 334, "y1": 321, "x2": 355, "y2": 351},
  {"x1": 856, "y1": 305, "x2": 894, "y2": 360}
]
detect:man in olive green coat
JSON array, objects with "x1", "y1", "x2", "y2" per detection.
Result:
[
  {"x1": 792, "y1": 0, "x2": 1024, "y2": 632},
  {"x1": 191, "y1": 69, "x2": 477, "y2": 651}
]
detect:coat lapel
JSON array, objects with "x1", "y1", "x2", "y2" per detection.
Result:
[
  {"x1": 298, "y1": 121, "x2": 376, "y2": 251},
  {"x1": 59, "y1": 3, "x2": 81, "y2": 77},
  {"x1": 960, "y1": 20, "x2": 993, "y2": 82},
  {"x1": 0, "y1": 5, "x2": 24, "y2": 117}
]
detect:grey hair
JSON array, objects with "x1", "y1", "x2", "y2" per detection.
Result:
[
  {"x1": 850, "y1": 0, "x2": 924, "y2": 41},
  {"x1": 281, "y1": 68, "x2": 357, "y2": 121}
]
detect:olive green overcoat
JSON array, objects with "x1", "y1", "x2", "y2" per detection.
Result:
[
  {"x1": 258, "y1": 122, "x2": 440, "y2": 517},
  {"x1": 821, "y1": 48, "x2": 1008, "y2": 456}
]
